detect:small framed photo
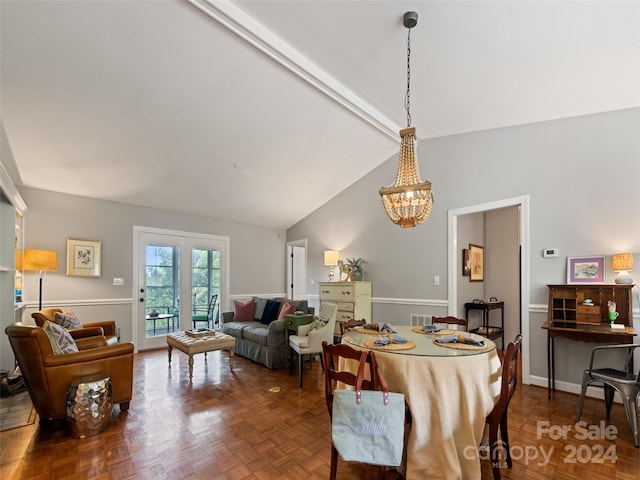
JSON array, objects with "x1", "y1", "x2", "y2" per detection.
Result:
[
  {"x1": 469, "y1": 244, "x2": 484, "y2": 282},
  {"x1": 462, "y1": 249, "x2": 471, "y2": 276},
  {"x1": 566, "y1": 256, "x2": 605, "y2": 284},
  {"x1": 66, "y1": 238, "x2": 101, "y2": 277}
]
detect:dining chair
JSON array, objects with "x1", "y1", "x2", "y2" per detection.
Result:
[
  {"x1": 486, "y1": 333, "x2": 522, "y2": 480},
  {"x1": 431, "y1": 315, "x2": 469, "y2": 331},
  {"x1": 192, "y1": 294, "x2": 218, "y2": 329},
  {"x1": 289, "y1": 302, "x2": 337, "y2": 387},
  {"x1": 575, "y1": 343, "x2": 640, "y2": 447},
  {"x1": 339, "y1": 318, "x2": 366, "y2": 336},
  {"x1": 321, "y1": 341, "x2": 386, "y2": 480}
]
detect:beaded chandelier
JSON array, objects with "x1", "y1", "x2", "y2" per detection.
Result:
[{"x1": 379, "y1": 11, "x2": 433, "y2": 228}]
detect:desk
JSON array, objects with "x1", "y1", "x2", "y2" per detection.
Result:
[
  {"x1": 342, "y1": 326, "x2": 501, "y2": 480},
  {"x1": 541, "y1": 320, "x2": 637, "y2": 398},
  {"x1": 146, "y1": 314, "x2": 176, "y2": 335},
  {"x1": 464, "y1": 301, "x2": 505, "y2": 348}
]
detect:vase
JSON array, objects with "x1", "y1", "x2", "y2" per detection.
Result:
[{"x1": 350, "y1": 269, "x2": 363, "y2": 281}]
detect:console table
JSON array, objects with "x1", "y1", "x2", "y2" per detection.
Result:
[{"x1": 464, "y1": 300, "x2": 505, "y2": 349}]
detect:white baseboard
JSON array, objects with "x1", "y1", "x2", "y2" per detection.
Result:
[{"x1": 529, "y1": 375, "x2": 624, "y2": 404}]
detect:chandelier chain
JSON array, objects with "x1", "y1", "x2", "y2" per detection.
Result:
[{"x1": 405, "y1": 27, "x2": 412, "y2": 128}]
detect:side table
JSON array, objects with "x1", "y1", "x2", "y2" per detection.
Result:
[
  {"x1": 284, "y1": 314, "x2": 314, "y2": 367},
  {"x1": 464, "y1": 300, "x2": 505, "y2": 349},
  {"x1": 66, "y1": 374, "x2": 113, "y2": 438}
]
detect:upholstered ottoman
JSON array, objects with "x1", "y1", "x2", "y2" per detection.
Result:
[{"x1": 167, "y1": 331, "x2": 235, "y2": 381}]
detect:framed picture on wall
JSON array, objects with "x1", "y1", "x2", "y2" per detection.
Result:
[
  {"x1": 462, "y1": 249, "x2": 471, "y2": 276},
  {"x1": 66, "y1": 238, "x2": 101, "y2": 277},
  {"x1": 567, "y1": 256, "x2": 605, "y2": 284},
  {"x1": 469, "y1": 244, "x2": 484, "y2": 282}
]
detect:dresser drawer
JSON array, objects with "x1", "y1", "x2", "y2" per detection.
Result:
[
  {"x1": 336, "y1": 302, "x2": 354, "y2": 313},
  {"x1": 319, "y1": 284, "x2": 355, "y2": 302},
  {"x1": 576, "y1": 305, "x2": 601, "y2": 324},
  {"x1": 577, "y1": 305, "x2": 599, "y2": 315},
  {"x1": 337, "y1": 311, "x2": 355, "y2": 322}
]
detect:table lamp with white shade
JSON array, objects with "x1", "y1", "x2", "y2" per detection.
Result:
[{"x1": 324, "y1": 250, "x2": 339, "y2": 282}]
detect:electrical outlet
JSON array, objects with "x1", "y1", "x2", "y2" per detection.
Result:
[
  {"x1": 113, "y1": 277, "x2": 124, "y2": 286},
  {"x1": 434, "y1": 275, "x2": 440, "y2": 286}
]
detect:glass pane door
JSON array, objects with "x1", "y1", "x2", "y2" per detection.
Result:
[
  {"x1": 191, "y1": 248, "x2": 221, "y2": 329},
  {"x1": 145, "y1": 244, "x2": 180, "y2": 336},
  {"x1": 135, "y1": 227, "x2": 229, "y2": 350}
]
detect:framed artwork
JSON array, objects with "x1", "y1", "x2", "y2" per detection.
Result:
[
  {"x1": 66, "y1": 238, "x2": 101, "y2": 277},
  {"x1": 469, "y1": 244, "x2": 484, "y2": 282},
  {"x1": 567, "y1": 256, "x2": 605, "y2": 284},
  {"x1": 462, "y1": 249, "x2": 471, "y2": 276}
]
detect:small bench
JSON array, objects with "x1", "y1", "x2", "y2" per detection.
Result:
[{"x1": 167, "y1": 331, "x2": 235, "y2": 382}]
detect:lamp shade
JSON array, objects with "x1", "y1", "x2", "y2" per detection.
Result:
[
  {"x1": 324, "y1": 250, "x2": 339, "y2": 266},
  {"x1": 23, "y1": 249, "x2": 59, "y2": 272},
  {"x1": 612, "y1": 253, "x2": 633, "y2": 272}
]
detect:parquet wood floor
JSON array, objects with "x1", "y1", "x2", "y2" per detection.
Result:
[{"x1": 1, "y1": 348, "x2": 638, "y2": 479}]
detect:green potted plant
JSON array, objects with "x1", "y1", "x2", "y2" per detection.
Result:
[{"x1": 346, "y1": 258, "x2": 365, "y2": 281}]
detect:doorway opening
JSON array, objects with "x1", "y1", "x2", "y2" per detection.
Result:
[{"x1": 448, "y1": 195, "x2": 530, "y2": 384}]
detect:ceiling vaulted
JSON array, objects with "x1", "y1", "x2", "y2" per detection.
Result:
[{"x1": 2, "y1": 1, "x2": 638, "y2": 229}]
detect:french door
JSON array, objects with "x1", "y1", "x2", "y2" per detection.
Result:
[{"x1": 134, "y1": 227, "x2": 229, "y2": 351}]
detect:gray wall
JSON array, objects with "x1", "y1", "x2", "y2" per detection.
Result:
[
  {"x1": 17, "y1": 187, "x2": 288, "y2": 344},
  {"x1": 287, "y1": 108, "x2": 640, "y2": 390}
]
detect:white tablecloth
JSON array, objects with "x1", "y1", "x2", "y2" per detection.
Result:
[{"x1": 342, "y1": 326, "x2": 502, "y2": 480}]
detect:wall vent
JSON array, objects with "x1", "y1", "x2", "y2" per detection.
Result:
[{"x1": 410, "y1": 314, "x2": 430, "y2": 326}]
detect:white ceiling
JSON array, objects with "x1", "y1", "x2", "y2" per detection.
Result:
[{"x1": 2, "y1": 1, "x2": 639, "y2": 229}]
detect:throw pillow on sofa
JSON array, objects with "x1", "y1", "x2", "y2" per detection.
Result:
[
  {"x1": 54, "y1": 310, "x2": 82, "y2": 330},
  {"x1": 260, "y1": 300, "x2": 281, "y2": 325},
  {"x1": 277, "y1": 301, "x2": 296, "y2": 320},
  {"x1": 233, "y1": 299, "x2": 256, "y2": 322},
  {"x1": 42, "y1": 320, "x2": 79, "y2": 355}
]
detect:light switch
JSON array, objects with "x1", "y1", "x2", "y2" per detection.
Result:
[{"x1": 113, "y1": 277, "x2": 125, "y2": 286}]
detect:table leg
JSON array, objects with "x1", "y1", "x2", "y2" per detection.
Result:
[
  {"x1": 168, "y1": 344, "x2": 172, "y2": 365},
  {"x1": 188, "y1": 355, "x2": 194, "y2": 382},
  {"x1": 229, "y1": 349, "x2": 234, "y2": 369}
]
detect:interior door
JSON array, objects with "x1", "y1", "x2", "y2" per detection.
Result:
[
  {"x1": 135, "y1": 228, "x2": 229, "y2": 351},
  {"x1": 286, "y1": 241, "x2": 307, "y2": 301}
]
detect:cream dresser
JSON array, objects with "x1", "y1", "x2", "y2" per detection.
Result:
[{"x1": 318, "y1": 281, "x2": 372, "y2": 336}]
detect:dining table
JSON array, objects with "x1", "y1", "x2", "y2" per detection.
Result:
[{"x1": 341, "y1": 325, "x2": 502, "y2": 480}]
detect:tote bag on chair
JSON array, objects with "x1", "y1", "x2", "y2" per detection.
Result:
[{"x1": 331, "y1": 352, "x2": 405, "y2": 466}]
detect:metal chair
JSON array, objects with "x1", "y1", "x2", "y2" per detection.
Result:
[
  {"x1": 192, "y1": 294, "x2": 218, "y2": 329},
  {"x1": 575, "y1": 343, "x2": 640, "y2": 448},
  {"x1": 486, "y1": 334, "x2": 523, "y2": 480},
  {"x1": 431, "y1": 315, "x2": 469, "y2": 331}
]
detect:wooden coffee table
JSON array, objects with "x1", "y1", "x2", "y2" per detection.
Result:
[{"x1": 166, "y1": 330, "x2": 235, "y2": 382}]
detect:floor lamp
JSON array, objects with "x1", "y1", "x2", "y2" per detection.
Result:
[{"x1": 22, "y1": 249, "x2": 59, "y2": 310}]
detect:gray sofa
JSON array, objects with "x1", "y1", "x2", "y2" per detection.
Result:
[{"x1": 221, "y1": 297, "x2": 314, "y2": 369}]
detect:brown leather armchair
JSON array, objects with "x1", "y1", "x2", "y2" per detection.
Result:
[
  {"x1": 5, "y1": 324, "x2": 134, "y2": 421},
  {"x1": 32, "y1": 308, "x2": 118, "y2": 345}
]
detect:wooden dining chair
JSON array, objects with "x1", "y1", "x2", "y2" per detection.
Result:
[
  {"x1": 486, "y1": 334, "x2": 523, "y2": 480},
  {"x1": 431, "y1": 315, "x2": 469, "y2": 331},
  {"x1": 322, "y1": 341, "x2": 386, "y2": 480},
  {"x1": 339, "y1": 318, "x2": 366, "y2": 336}
]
